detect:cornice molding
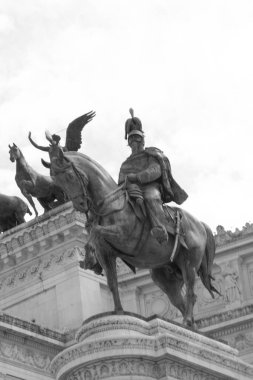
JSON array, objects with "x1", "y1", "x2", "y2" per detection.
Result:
[
  {"x1": 215, "y1": 223, "x2": 253, "y2": 247},
  {"x1": 197, "y1": 305, "x2": 253, "y2": 331},
  {"x1": 0, "y1": 313, "x2": 66, "y2": 344}
]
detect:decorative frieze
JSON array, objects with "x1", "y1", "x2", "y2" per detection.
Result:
[
  {"x1": 0, "y1": 202, "x2": 86, "y2": 266},
  {"x1": 196, "y1": 305, "x2": 253, "y2": 330},
  {"x1": 0, "y1": 246, "x2": 85, "y2": 295},
  {"x1": 0, "y1": 339, "x2": 52, "y2": 373},
  {"x1": 66, "y1": 358, "x2": 222, "y2": 380}
]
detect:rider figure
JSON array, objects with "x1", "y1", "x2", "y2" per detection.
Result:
[
  {"x1": 28, "y1": 131, "x2": 65, "y2": 174},
  {"x1": 118, "y1": 109, "x2": 188, "y2": 244}
]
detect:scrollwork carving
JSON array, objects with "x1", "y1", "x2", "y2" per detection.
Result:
[{"x1": 0, "y1": 340, "x2": 52, "y2": 373}]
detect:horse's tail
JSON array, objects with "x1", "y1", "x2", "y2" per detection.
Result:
[{"x1": 198, "y1": 222, "x2": 221, "y2": 298}]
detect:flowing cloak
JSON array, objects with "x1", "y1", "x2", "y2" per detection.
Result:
[{"x1": 119, "y1": 147, "x2": 188, "y2": 205}]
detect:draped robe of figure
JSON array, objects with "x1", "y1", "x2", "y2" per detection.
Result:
[{"x1": 118, "y1": 147, "x2": 188, "y2": 238}]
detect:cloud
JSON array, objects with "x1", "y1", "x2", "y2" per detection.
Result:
[
  {"x1": 0, "y1": 13, "x2": 14, "y2": 33},
  {"x1": 1, "y1": 0, "x2": 253, "y2": 231}
]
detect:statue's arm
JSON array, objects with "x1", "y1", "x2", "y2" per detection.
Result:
[
  {"x1": 136, "y1": 162, "x2": 162, "y2": 184},
  {"x1": 28, "y1": 132, "x2": 49, "y2": 152}
]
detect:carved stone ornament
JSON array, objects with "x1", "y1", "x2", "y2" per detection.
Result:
[
  {"x1": 0, "y1": 339, "x2": 52, "y2": 373},
  {"x1": 215, "y1": 223, "x2": 253, "y2": 246},
  {"x1": 50, "y1": 312, "x2": 253, "y2": 380}
]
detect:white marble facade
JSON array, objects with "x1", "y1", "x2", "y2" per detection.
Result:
[{"x1": 0, "y1": 202, "x2": 253, "y2": 378}]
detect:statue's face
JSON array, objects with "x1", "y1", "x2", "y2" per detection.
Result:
[{"x1": 128, "y1": 135, "x2": 144, "y2": 153}]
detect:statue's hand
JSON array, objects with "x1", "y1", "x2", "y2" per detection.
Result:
[{"x1": 127, "y1": 173, "x2": 138, "y2": 182}]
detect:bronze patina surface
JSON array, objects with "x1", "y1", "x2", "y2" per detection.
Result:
[
  {"x1": 9, "y1": 143, "x2": 66, "y2": 216},
  {"x1": 0, "y1": 193, "x2": 31, "y2": 232}
]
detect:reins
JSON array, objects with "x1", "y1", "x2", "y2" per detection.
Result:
[{"x1": 70, "y1": 163, "x2": 127, "y2": 218}]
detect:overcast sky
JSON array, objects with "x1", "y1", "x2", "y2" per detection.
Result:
[{"x1": 1, "y1": 0, "x2": 253, "y2": 232}]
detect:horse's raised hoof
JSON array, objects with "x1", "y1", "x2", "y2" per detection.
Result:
[
  {"x1": 183, "y1": 320, "x2": 198, "y2": 331},
  {"x1": 183, "y1": 318, "x2": 194, "y2": 329},
  {"x1": 192, "y1": 322, "x2": 198, "y2": 331}
]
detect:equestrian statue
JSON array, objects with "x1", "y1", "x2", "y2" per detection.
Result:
[
  {"x1": 41, "y1": 109, "x2": 219, "y2": 327},
  {"x1": 9, "y1": 143, "x2": 66, "y2": 216},
  {"x1": 0, "y1": 193, "x2": 32, "y2": 232}
]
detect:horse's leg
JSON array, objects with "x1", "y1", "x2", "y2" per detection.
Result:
[
  {"x1": 98, "y1": 250, "x2": 123, "y2": 312},
  {"x1": 54, "y1": 187, "x2": 66, "y2": 204},
  {"x1": 176, "y1": 249, "x2": 200, "y2": 327},
  {"x1": 151, "y1": 267, "x2": 186, "y2": 318},
  {"x1": 93, "y1": 225, "x2": 124, "y2": 312},
  {"x1": 38, "y1": 198, "x2": 51, "y2": 212},
  {"x1": 14, "y1": 211, "x2": 25, "y2": 225},
  {"x1": 20, "y1": 182, "x2": 38, "y2": 217}
]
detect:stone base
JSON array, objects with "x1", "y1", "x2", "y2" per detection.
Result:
[{"x1": 50, "y1": 312, "x2": 253, "y2": 380}]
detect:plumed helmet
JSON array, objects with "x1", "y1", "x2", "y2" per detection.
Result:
[{"x1": 125, "y1": 108, "x2": 144, "y2": 140}]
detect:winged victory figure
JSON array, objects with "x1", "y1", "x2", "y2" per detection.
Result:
[{"x1": 28, "y1": 111, "x2": 95, "y2": 170}]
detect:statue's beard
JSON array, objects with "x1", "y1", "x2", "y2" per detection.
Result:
[{"x1": 130, "y1": 141, "x2": 144, "y2": 154}]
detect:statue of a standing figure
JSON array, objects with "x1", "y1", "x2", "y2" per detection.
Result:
[{"x1": 118, "y1": 109, "x2": 188, "y2": 244}]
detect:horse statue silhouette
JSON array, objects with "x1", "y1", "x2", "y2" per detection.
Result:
[
  {"x1": 0, "y1": 193, "x2": 32, "y2": 232},
  {"x1": 40, "y1": 113, "x2": 219, "y2": 327},
  {"x1": 9, "y1": 143, "x2": 66, "y2": 216}
]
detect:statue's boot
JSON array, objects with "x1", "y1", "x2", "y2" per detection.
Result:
[{"x1": 144, "y1": 193, "x2": 168, "y2": 245}]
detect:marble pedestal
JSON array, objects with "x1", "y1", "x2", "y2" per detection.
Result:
[{"x1": 50, "y1": 312, "x2": 253, "y2": 380}]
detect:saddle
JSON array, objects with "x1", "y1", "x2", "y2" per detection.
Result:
[{"x1": 97, "y1": 186, "x2": 188, "y2": 251}]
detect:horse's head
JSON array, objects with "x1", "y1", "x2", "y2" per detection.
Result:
[
  {"x1": 9, "y1": 143, "x2": 21, "y2": 162},
  {"x1": 50, "y1": 148, "x2": 90, "y2": 214}
]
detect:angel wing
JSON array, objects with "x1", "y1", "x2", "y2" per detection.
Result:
[{"x1": 65, "y1": 110, "x2": 96, "y2": 151}]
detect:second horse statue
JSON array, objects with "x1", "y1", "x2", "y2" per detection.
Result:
[{"x1": 9, "y1": 143, "x2": 66, "y2": 216}]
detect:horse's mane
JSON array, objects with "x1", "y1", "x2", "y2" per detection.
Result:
[
  {"x1": 64, "y1": 151, "x2": 117, "y2": 186},
  {"x1": 14, "y1": 146, "x2": 51, "y2": 181},
  {"x1": 15, "y1": 147, "x2": 38, "y2": 178}
]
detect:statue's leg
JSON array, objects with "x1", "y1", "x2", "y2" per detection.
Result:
[
  {"x1": 93, "y1": 225, "x2": 124, "y2": 312},
  {"x1": 20, "y1": 181, "x2": 38, "y2": 217},
  {"x1": 144, "y1": 186, "x2": 168, "y2": 244},
  {"x1": 151, "y1": 266, "x2": 186, "y2": 318}
]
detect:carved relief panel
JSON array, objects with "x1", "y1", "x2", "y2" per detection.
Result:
[{"x1": 140, "y1": 288, "x2": 180, "y2": 320}]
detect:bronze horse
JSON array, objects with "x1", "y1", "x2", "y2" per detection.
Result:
[
  {"x1": 49, "y1": 148, "x2": 219, "y2": 327},
  {"x1": 9, "y1": 143, "x2": 66, "y2": 216},
  {"x1": 0, "y1": 193, "x2": 32, "y2": 232}
]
